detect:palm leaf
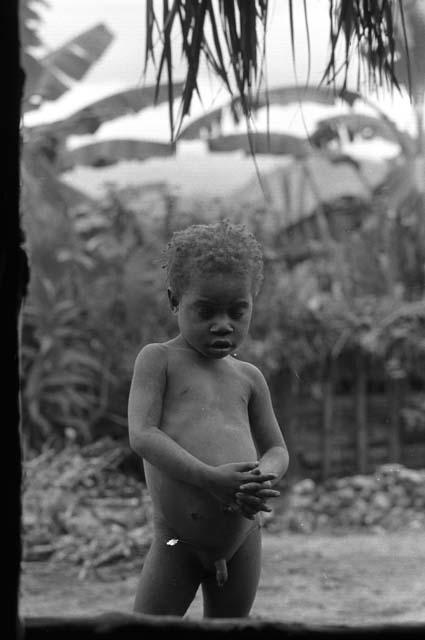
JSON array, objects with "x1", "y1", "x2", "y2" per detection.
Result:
[
  {"x1": 59, "y1": 139, "x2": 175, "y2": 170},
  {"x1": 145, "y1": 1, "x2": 407, "y2": 136},
  {"x1": 360, "y1": 0, "x2": 425, "y2": 100}
]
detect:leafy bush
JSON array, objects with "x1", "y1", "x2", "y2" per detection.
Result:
[{"x1": 21, "y1": 179, "x2": 425, "y2": 451}]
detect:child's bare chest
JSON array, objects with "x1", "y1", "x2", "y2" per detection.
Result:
[
  {"x1": 165, "y1": 358, "x2": 249, "y2": 413},
  {"x1": 160, "y1": 357, "x2": 254, "y2": 459}
]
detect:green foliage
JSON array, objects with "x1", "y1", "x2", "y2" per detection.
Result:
[
  {"x1": 21, "y1": 186, "x2": 189, "y2": 449},
  {"x1": 239, "y1": 189, "x2": 425, "y2": 388},
  {"x1": 21, "y1": 171, "x2": 425, "y2": 450},
  {"x1": 21, "y1": 275, "x2": 115, "y2": 449}
]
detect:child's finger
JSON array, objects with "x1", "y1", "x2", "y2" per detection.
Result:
[
  {"x1": 256, "y1": 488, "x2": 280, "y2": 498},
  {"x1": 234, "y1": 461, "x2": 259, "y2": 472},
  {"x1": 238, "y1": 479, "x2": 276, "y2": 492},
  {"x1": 247, "y1": 472, "x2": 277, "y2": 484},
  {"x1": 236, "y1": 492, "x2": 266, "y2": 507},
  {"x1": 238, "y1": 482, "x2": 264, "y2": 493}
]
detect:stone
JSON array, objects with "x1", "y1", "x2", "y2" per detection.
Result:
[
  {"x1": 335, "y1": 486, "x2": 356, "y2": 505},
  {"x1": 371, "y1": 492, "x2": 392, "y2": 511},
  {"x1": 292, "y1": 478, "x2": 316, "y2": 494}
]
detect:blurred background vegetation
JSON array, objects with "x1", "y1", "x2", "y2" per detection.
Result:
[{"x1": 20, "y1": 0, "x2": 425, "y2": 481}]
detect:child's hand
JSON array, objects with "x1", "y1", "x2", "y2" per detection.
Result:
[
  {"x1": 236, "y1": 477, "x2": 280, "y2": 520},
  {"x1": 205, "y1": 462, "x2": 277, "y2": 510}
]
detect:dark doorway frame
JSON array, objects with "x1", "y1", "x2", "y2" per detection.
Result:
[{"x1": 7, "y1": 2, "x2": 425, "y2": 638}]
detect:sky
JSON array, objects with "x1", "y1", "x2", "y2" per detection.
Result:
[{"x1": 23, "y1": 0, "x2": 417, "y2": 198}]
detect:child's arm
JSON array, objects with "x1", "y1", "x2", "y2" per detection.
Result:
[
  {"x1": 236, "y1": 363, "x2": 289, "y2": 518},
  {"x1": 128, "y1": 344, "x2": 273, "y2": 505},
  {"x1": 247, "y1": 364, "x2": 289, "y2": 480}
]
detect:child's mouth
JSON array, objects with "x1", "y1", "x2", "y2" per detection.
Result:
[{"x1": 209, "y1": 340, "x2": 233, "y2": 351}]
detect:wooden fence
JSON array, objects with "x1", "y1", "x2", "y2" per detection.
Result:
[{"x1": 272, "y1": 373, "x2": 425, "y2": 481}]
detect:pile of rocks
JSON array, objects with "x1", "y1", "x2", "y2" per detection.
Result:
[
  {"x1": 267, "y1": 464, "x2": 425, "y2": 534},
  {"x1": 24, "y1": 440, "x2": 425, "y2": 575},
  {"x1": 23, "y1": 438, "x2": 153, "y2": 577}
]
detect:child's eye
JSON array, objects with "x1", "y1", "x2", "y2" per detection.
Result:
[
  {"x1": 198, "y1": 308, "x2": 214, "y2": 320},
  {"x1": 229, "y1": 309, "x2": 245, "y2": 320}
]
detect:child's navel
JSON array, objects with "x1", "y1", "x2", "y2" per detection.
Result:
[{"x1": 179, "y1": 387, "x2": 190, "y2": 397}]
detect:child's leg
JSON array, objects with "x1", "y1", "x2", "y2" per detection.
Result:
[
  {"x1": 133, "y1": 536, "x2": 202, "y2": 616},
  {"x1": 201, "y1": 525, "x2": 262, "y2": 618}
]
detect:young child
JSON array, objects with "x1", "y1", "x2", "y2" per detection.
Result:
[{"x1": 128, "y1": 220, "x2": 289, "y2": 618}]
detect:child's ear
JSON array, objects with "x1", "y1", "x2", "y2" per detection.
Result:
[{"x1": 167, "y1": 289, "x2": 179, "y2": 313}]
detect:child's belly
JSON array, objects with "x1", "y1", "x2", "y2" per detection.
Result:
[
  {"x1": 146, "y1": 465, "x2": 256, "y2": 558},
  {"x1": 144, "y1": 421, "x2": 258, "y2": 555}
]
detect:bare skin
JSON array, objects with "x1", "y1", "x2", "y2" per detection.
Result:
[{"x1": 128, "y1": 272, "x2": 289, "y2": 617}]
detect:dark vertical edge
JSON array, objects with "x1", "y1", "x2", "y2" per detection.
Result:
[{"x1": 1, "y1": 1, "x2": 27, "y2": 638}]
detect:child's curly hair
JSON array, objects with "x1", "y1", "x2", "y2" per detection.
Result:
[{"x1": 163, "y1": 220, "x2": 264, "y2": 297}]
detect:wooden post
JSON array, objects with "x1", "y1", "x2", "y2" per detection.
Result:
[
  {"x1": 355, "y1": 353, "x2": 368, "y2": 473},
  {"x1": 286, "y1": 371, "x2": 302, "y2": 480},
  {"x1": 388, "y1": 377, "x2": 402, "y2": 462},
  {"x1": 271, "y1": 371, "x2": 301, "y2": 481},
  {"x1": 322, "y1": 360, "x2": 334, "y2": 480}
]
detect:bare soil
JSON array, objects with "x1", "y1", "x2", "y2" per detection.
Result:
[{"x1": 20, "y1": 530, "x2": 425, "y2": 626}]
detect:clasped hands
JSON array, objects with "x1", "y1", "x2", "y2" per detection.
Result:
[{"x1": 206, "y1": 461, "x2": 280, "y2": 520}]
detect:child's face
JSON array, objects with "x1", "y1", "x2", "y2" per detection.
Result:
[{"x1": 170, "y1": 272, "x2": 253, "y2": 359}]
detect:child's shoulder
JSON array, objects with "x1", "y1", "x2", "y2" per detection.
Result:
[
  {"x1": 135, "y1": 339, "x2": 185, "y2": 368},
  {"x1": 134, "y1": 342, "x2": 169, "y2": 372},
  {"x1": 230, "y1": 356, "x2": 267, "y2": 387},
  {"x1": 137, "y1": 341, "x2": 168, "y2": 357}
]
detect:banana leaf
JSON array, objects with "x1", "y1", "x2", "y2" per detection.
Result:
[
  {"x1": 25, "y1": 82, "x2": 185, "y2": 140},
  {"x1": 22, "y1": 148, "x2": 94, "y2": 212},
  {"x1": 208, "y1": 132, "x2": 311, "y2": 157},
  {"x1": 178, "y1": 85, "x2": 361, "y2": 140},
  {"x1": 310, "y1": 114, "x2": 415, "y2": 156},
  {"x1": 23, "y1": 23, "x2": 114, "y2": 106}
]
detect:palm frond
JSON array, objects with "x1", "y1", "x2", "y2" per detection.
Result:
[
  {"x1": 320, "y1": 0, "x2": 409, "y2": 93},
  {"x1": 145, "y1": 0, "x2": 409, "y2": 138}
]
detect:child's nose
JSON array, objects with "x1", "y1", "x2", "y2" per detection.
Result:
[{"x1": 210, "y1": 317, "x2": 233, "y2": 334}]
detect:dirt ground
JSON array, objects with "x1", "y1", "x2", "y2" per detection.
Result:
[{"x1": 20, "y1": 530, "x2": 425, "y2": 626}]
